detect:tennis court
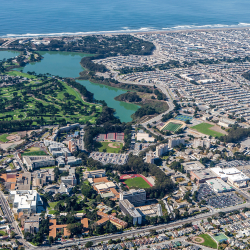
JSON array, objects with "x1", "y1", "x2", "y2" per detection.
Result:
[
  {"x1": 162, "y1": 122, "x2": 182, "y2": 132},
  {"x1": 175, "y1": 115, "x2": 193, "y2": 122},
  {"x1": 213, "y1": 233, "x2": 228, "y2": 243}
]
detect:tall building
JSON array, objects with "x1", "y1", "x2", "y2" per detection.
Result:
[
  {"x1": 120, "y1": 189, "x2": 146, "y2": 206},
  {"x1": 193, "y1": 139, "x2": 211, "y2": 149},
  {"x1": 146, "y1": 151, "x2": 155, "y2": 164},
  {"x1": 155, "y1": 144, "x2": 169, "y2": 157},
  {"x1": 168, "y1": 138, "x2": 185, "y2": 148},
  {"x1": 68, "y1": 140, "x2": 77, "y2": 153},
  {"x1": 119, "y1": 199, "x2": 142, "y2": 225}
]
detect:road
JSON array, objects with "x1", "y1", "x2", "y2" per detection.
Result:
[
  {"x1": 0, "y1": 192, "x2": 32, "y2": 249},
  {"x1": 32, "y1": 202, "x2": 250, "y2": 249}
]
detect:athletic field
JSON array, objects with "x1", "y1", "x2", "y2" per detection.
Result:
[
  {"x1": 162, "y1": 122, "x2": 182, "y2": 132},
  {"x1": 191, "y1": 123, "x2": 224, "y2": 137},
  {"x1": 124, "y1": 177, "x2": 151, "y2": 189}
]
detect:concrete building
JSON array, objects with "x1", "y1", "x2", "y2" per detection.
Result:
[
  {"x1": 120, "y1": 189, "x2": 146, "y2": 206},
  {"x1": 23, "y1": 215, "x2": 40, "y2": 234},
  {"x1": 119, "y1": 199, "x2": 142, "y2": 225},
  {"x1": 168, "y1": 138, "x2": 185, "y2": 148},
  {"x1": 84, "y1": 169, "x2": 106, "y2": 179},
  {"x1": 190, "y1": 169, "x2": 217, "y2": 183},
  {"x1": 61, "y1": 175, "x2": 77, "y2": 186},
  {"x1": 146, "y1": 151, "x2": 155, "y2": 164},
  {"x1": 22, "y1": 156, "x2": 55, "y2": 171},
  {"x1": 136, "y1": 132, "x2": 155, "y2": 142},
  {"x1": 32, "y1": 169, "x2": 55, "y2": 188},
  {"x1": 206, "y1": 178, "x2": 234, "y2": 193},
  {"x1": 9, "y1": 190, "x2": 43, "y2": 213},
  {"x1": 218, "y1": 117, "x2": 235, "y2": 128},
  {"x1": 211, "y1": 167, "x2": 250, "y2": 187},
  {"x1": 193, "y1": 139, "x2": 211, "y2": 149},
  {"x1": 156, "y1": 144, "x2": 169, "y2": 157},
  {"x1": 66, "y1": 156, "x2": 82, "y2": 166},
  {"x1": 182, "y1": 161, "x2": 206, "y2": 173},
  {"x1": 68, "y1": 140, "x2": 77, "y2": 153}
]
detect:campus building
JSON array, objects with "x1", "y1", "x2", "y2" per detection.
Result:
[
  {"x1": 155, "y1": 144, "x2": 169, "y2": 157},
  {"x1": 9, "y1": 190, "x2": 43, "y2": 213},
  {"x1": 168, "y1": 138, "x2": 185, "y2": 148},
  {"x1": 84, "y1": 169, "x2": 106, "y2": 179},
  {"x1": 119, "y1": 199, "x2": 142, "y2": 225},
  {"x1": 22, "y1": 156, "x2": 55, "y2": 171},
  {"x1": 182, "y1": 161, "x2": 205, "y2": 173},
  {"x1": 193, "y1": 139, "x2": 211, "y2": 149},
  {"x1": 190, "y1": 169, "x2": 217, "y2": 184},
  {"x1": 120, "y1": 189, "x2": 146, "y2": 206},
  {"x1": 146, "y1": 151, "x2": 155, "y2": 164}
]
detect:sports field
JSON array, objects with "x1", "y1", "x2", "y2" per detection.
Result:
[
  {"x1": 175, "y1": 115, "x2": 192, "y2": 122},
  {"x1": 22, "y1": 147, "x2": 47, "y2": 156},
  {"x1": 163, "y1": 122, "x2": 182, "y2": 132},
  {"x1": 213, "y1": 233, "x2": 228, "y2": 243},
  {"x1": 124, "y1": 177, "x2": 151, "y2": 189},
  {"x1": 97, "y1": 141, "x2": 123, "y2": 153},
  {"x1": 199, "y1": 234, "x2": 217, "y2": 249},
  {"x1": 191, "y1": 123, "x2": 224, "y2": 137}
]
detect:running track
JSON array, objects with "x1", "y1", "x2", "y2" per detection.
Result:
[{"x1": 120, "y1": 174, "x2": 153, "y2": 187}]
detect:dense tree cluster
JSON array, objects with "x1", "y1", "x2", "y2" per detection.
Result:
[
  {"x1": 220, "y1": 127, "x2": 250, "y2": 143},
  {"x1": 115, "y1": 91, "x2": 142, "y2": 103}
]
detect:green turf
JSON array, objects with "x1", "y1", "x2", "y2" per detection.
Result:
[
  {"x1": 191, "y1": 123, "x2": 224, "y2": 137},
  {"x1": 213, "y1": 233, "x2": 228, "y2": 243},
  {"x1": 0, "y1": 134, "x2": 9, "y2": 143},
  {"x1": 96, "y1": 141, "x2": 123, "y2": 153},
  {"x1": 199, "y1": 234, "x2": 217, "y2": 249},
  {"x1": 124, "y1": 177, "x2": 151, "y2": 189},
  {"x1": 22, "y1": 150, "x2": 47, "y2": 156},
  {"x1": 163, "y1": 122, "x2": 182, "y2": 132}
]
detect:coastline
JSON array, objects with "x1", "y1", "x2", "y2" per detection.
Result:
[{"x1": 2, "y1": 23, "x2": 250, "y2": 39}]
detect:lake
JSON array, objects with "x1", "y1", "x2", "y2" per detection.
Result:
[{"x1": 0, "y1": 50, "x2": 139, "y2": 122}]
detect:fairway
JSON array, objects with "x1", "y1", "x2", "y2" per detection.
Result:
[
  {"x1": 191, "y1": 123, "x2": 224, "y2": 137},
  {"x1": 163, "y1": 122, "x2": 182, "y2": 132},
  {"x1": 97, "y1": 141, "x2": 123, "y2": 153},
  {"x1": 124, "y1": 177, "x2": 151, "y2": 189},
  {"x1": 199, "y1": 234, "x2": 217, "y2": 249}
]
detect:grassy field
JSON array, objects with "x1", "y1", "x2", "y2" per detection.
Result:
[
  {"x1": 163, "y1": 122, "x2": 182, "y2": 132},
  {"x1": 22, "y1": 147, "x2": 47, "y2": 156},
  {"x1": 124, "y1": 177, "x2": 151, "y2": 189},
  {"x1": 0, "y1": 71, "x2": 102, "y2": 125},
  {"x1": 199, "y1": 234, "x2": 217, "y2": 249},
  {"x1": 96, "y1": 141, "x2": 123, "y2": 153},
  {"x1": 0, "y1": 134, "x2": 9, "y2": 143},
  {"x1": 47, "y1": 201, "x2": 59, "y2": 214},
  {"x1": 191, "y1": 123, "x2": 224, "y2": 137}
]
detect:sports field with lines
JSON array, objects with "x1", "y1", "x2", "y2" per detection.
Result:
[{"x1": 162, "y1": 122, "x2": 182, "y2": 132}]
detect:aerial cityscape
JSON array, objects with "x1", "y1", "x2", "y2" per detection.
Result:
[{"x1": 2, "y1": 2, "x2": 250, "y2": 250}]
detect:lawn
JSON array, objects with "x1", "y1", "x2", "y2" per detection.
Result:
[
  {"x1": 47, "y1": 201, "x2": 59, "y2": 214},
  {"x1": 0, "y1": 134, "x2": 9, "y2": 143},
  {"x1": 124, "y1": 177, "x2": 151, "y2": 189},
  {"x1": 22, "y1": 147, "x2": 47, "y2": 156},
  {"x1": 163, "y1": 122, "x2": 182, "y2": 132},
  {"x1": 199, "y1": 234, "x2": 217, "y2": 249},
  {"x1": 96, "y1": 141, "x2": 123, "y2": 153},
  {"x1": 191, "y1": 123, "x2": 224, "y2": 137}
]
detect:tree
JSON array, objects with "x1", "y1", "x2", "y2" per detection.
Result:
[
  {"x1": 85, "y1": 241, "x2": 93, "y2": 248},
  {"x1": 49, "y1": 236, "x2": 54, "y2": 245}
]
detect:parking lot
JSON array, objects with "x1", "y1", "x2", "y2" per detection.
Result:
[
  {"x1": 215, "y1": 160, "x2": 248, "y2": 168},
  {"x1": 207, "y1": 193, "x2": 243, "y2": 209},
  {"x1": 197, "y1": 184, "x2": 243, "y2": 208},
  {"x1": 90, "y1": 152, "x2": 128, "y2": 165}
]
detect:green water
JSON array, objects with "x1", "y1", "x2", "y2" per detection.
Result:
[
  {"x1": 77, "y1": 80, "x2": 139, "y2": 122},
  {"x1": 10, "y1": 51, "x2": 139, "y2": 122},
  {"x1": 0, "y1": 50, "x2": 20, "y2": 60}
]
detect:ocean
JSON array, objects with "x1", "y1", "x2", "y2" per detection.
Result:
[{"x1": 1, "y1": 0, "x2": 250, "y2": 37}]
